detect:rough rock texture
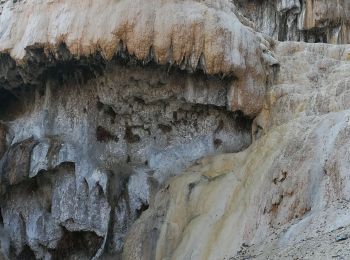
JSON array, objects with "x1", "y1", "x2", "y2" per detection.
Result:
[
  {"x1": 123, "y1": 42, "x2": 350, "y2": 259},
  {"x1": 0, "y1": 1, "x2": 277, "y2": 256},
  {"x1": 0, "y1": 61, "x2": 254, "y2": 258},
  {"x1": 0, "y1": 0, "x2": 278, "y2": 116},
  {"x1": 234, "y1": 0, "x2": 350, "y2": 43},
  {"x1": 1, "y1": 0, "x2": 350, "y2": 259}
]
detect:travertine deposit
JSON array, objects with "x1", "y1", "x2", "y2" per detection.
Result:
[
  {"x1": 0, "y1": 0, "x2": 278, "y2": 116},
  {"x1": 234, "y1": 0, "x2": 350, "y2": 44},
  {"x1": 123, "y1": 42, "x2": 350, "y2": 260},
  {"x1": 0, "y1": 0, "x2": 350, "y2": 259}
]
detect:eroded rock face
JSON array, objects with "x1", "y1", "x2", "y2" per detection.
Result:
[
  {"x1": 2, "y1": 163, "x2": 108, "y2": 259},
  {"x1": 1, "y1": 0, "x2": 350, "y2": 259},
  {"x1": 0, "y1": 0, "x2": 278, "y2": 117},
  {"x1": 0, "y1": 2, "x2": 276, "y2": 256},
  {"x1": 234, "y1": 0, "x2": 350, "y2": 43},
  {"x1": 123, "y1": 42, "x2": 350, "y2": 260},
  {"x1": 0, "y1": 59, "x2": 253, "y2": 258}
]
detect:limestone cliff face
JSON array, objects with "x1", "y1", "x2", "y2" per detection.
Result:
[
  {"x1": 0, "y1": 0, "x2": 349, "y2": 259},
  {"x1": 123, "y1": 42, "x2": 350, "y2": 259},
  {"x1": 0, "y1": 0, "x2": 273, "y2": 258},
  {"x1": 234, "y1": 0, "x2": 350, "y2": 44}
]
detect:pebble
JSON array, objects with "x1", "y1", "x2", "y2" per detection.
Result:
[{"x1": 335, "y1": 234, "x2": 349, "y2": 242}]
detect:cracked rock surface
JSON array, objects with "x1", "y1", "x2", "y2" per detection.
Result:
[
  {"x1": 234, "y1": 0, "x2": 350, "y2": 44},
  {"x1": 0, "y1": 60, "x2": 254, "y2": 258},
  {"x1": 0, "y1": 0, "x2": 350, "y2": 259}
]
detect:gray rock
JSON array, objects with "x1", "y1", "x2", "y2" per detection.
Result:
[
  {"x1": 0, "y1": 137, "x2": 38, "y2": 188},
  {"x1": 0, "y1": 0, "x2": 348, "y2": 259},
  {"x1": 234, "y1": 0, "x2": 350, "y2": 44},
  {"x1": 335, "y1": 234, "x2": 349, "y2": 242}
]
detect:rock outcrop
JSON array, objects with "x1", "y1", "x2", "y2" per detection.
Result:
[
  {"x1": 0, "y1": 0, "x2": 276, "y2": 258},
  {"x1": 0, "y1": 0, "x2": 349, "y2": 259},
  {"x1": 0, "y1": 0, "x2": 278, "y2": 116},
  {"x1": 234, "y1": 0, "x2": 350, "y2": 44},
  {"x1": 123, "y1": 39, "x2": 350, "y2": 260}
]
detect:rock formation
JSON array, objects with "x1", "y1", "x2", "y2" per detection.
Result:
[
  {"x1": 234, "y1": 0, "x2": 350, "y2": 44},
  {"x1": 123, "y1": 41, "x2": 350, "y2": 259},
  {"x1": 0, "y1": 0, "x2": 349, "y2": 259}
]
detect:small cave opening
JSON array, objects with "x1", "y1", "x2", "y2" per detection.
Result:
[
  {"x1": 0, "y1": 88, "x2": 23, "y2": 121},
  {"x1": 233, "y1": 110, "x2": 253, "y2": 131},
  {"x1": 17, "y1": 245, "x2": 36, "y2": 260},
  {"x1": 136, "y1": 202, "x2": 149, "y2": 218},
  {"x1": 214, "y1": 138, "x2": 223, "y2": 149},
  {"x1": 96, "y1": 100, "x2": 117, "y2": 124},
  {"x1": 124, "y1": 126, "x2": 141, "y2": 143},
  {"x1": 50, "y1": 228, "x2": 103, "y2": 260},
  {"x1": 96, "y1": 125, "x2": 118, "y2": 143},
  {"x1": 105, "y1": 106, "x2": 117, "y2": 124},
  {"x1": 96, "y1": 100, "x2": 104, "y2": 111}
]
